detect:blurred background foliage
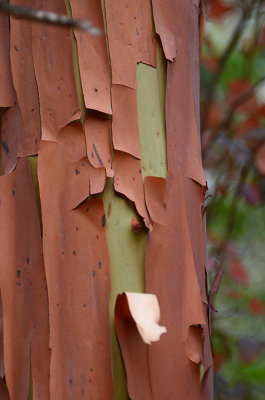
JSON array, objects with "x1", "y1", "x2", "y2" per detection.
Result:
[{"x1": 201, "y1": 0, "x2": 265, "y2": 398}]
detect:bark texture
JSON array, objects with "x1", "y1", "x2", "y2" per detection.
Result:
[{"x1": 0, "y1": 0, "x2": 213, "y2": 399}]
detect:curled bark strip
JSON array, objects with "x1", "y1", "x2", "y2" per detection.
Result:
[
  {"x1": 85, "y1": 116, "x2": 112, "y2": 169},
  {"x1": 144, "y1": 176, "x2": 166, "y2": 225},
  {"x1": 201, "y1": 364, "x2": 214, "y2": 400},
  {"x1": 185, "y1": 325, "x2": 203, "y2": 364},
  {"x1": 69, "y1": 0, "x2": 112, "y2": 114},
  {"x1": 9, "y1": 1, "x2": 41, "y2": 156},
  {"x1": 38, "y1": 123, "x2": 113, "y2": 398},
  {"x1": 147, "y1": 2, "x2": 213, "y2": 398},
  {"x1": 31, "y1": 0, "x2": 78, "y2": 141},
  {"x1": 0, "y1": 158, "x2": 50, "y2": 399},
  {"x1": 0, "y1": 6, "x2": 16, "y2": 107},
  {"x1": 105, "y1": 0, "x2": 156, "y2": 88},
  {"x1": 184, "y1": 179, "x2": 213, "y2": 390},
  {"x1": 152, "y1": 0, "x2": 205, "y2": 185},
  {"x1": 115, "y1": 292, "x2": 166, "y2": 399},
  {"x1": 111, "y1": 85, "x2": 141, "y2": 159},
  {"x1": 145, "y1": 172, "x2": 205, "y2": 399},
  {"x1": 183, "y1": 178, "x2": 208, "y2": 304},
  {"x1": 151, "y1": 0, "x2": 178, "y2": 61},
  {"x1": 112, "y1": 151, "x2": 150, "y2": 228},
  {"x1": 167, "y1": 57, "x2": 205, "y2": 186}
]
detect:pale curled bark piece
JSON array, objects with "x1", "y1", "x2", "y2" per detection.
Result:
[
  {"x1": 115, "y1": 293, "x2": 166, "y2": 400},
  {"x1": 116, "y1": 292, "x2": 167, "y2": 345}
]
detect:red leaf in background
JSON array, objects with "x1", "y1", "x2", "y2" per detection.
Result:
[
  {"x1": 257, "y1": 104, "x2": 265, "y2": 118},
  {"x1": 229, "y1": 259, "x2": 249, "y2": 285},
  {"x1": 248, "y1": 298, "x2": 265, "y2": 315},
  {"x1": 208, "y1": 101, "x2": 225, "y2": 128},
  {"x1": 209, "y1": 0, "x2": 233, "y2": 18},
  {"x1": 224, "y1": 288, "x2": 244, "y2": 298},
  {"x1": 227, "y1": 80, "x2": 257, "y2": 113},
  {"x1": 203, "y1": 56, "x2": 218, "y2": 72}
]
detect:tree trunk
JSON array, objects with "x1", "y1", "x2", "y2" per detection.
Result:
[{"x1": 0, "y1": 0, "x2": 213, "y2": 399}]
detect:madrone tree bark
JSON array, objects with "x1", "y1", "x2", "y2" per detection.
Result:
[{"x1": 0, "y1": 0, "x2": 213, "y2": 399}]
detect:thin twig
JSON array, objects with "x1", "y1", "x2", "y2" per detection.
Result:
[
  {"x1": 0, "y1": 2, "x2": 101, "y2": 35},
  {"x1": 201, "y1": 6, "x2": 250, "y2": 132},
  {"x1": 202, "y1": 75, "x2": 265, "y2": 157}
]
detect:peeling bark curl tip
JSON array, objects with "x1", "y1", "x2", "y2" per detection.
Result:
[
  {"x1": 185, "y1": 325, "x2": 203, "y2": 365},
  {"x1": 115, "y1": 292, "x2": 167, "y2": 345}
]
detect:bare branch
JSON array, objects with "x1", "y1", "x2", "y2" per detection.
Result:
[
  {"x1": 202, "y1": 75, "x2": 265, "y2": 158},
  {"x1": 0, "y1": 1, "x2": 101, "y2": 35},
  {"x1": 201, "y1": 9, "x2": 248, "y2": 133}
]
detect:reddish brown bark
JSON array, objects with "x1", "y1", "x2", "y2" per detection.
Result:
[{"x1": 0, "y1": 0, "x2": 213, "y2": 398}]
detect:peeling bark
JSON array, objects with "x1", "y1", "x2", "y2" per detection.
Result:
[
  {"x1": 37, "y1": 119, "x2": 113, "y2": 398},
  {"x1": 0, "y1": 158, "x2": 50, "y2": 399},
  {"x1": 69, "y1": 0, "x2": 112, "y2": 114},
  {"x1": 0, "y1": 0, "x2": 213, "y2": 398}
]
